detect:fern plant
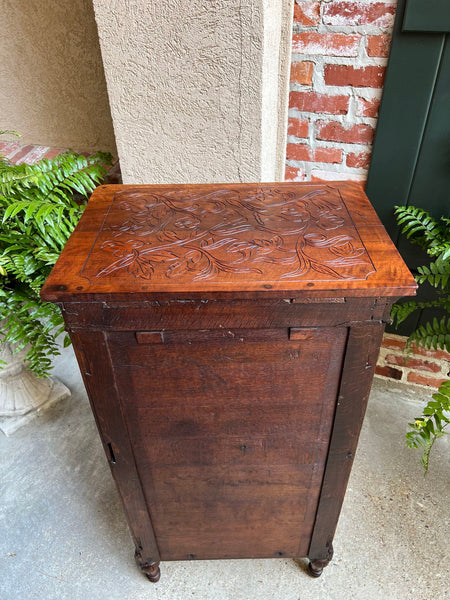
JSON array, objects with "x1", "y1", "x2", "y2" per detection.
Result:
[
  {"x1": 391, "y1": 205, "x2": 450, "y2": 472},
  {"x1": 405, "y1": 382, "x2": 450, "y2": 472},
  {"x1": 0, "y1": 144, "x2": 112, "y2": 377}
]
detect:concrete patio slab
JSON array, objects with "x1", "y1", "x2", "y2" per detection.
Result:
[{"x1": 1, "y1": 347, "x2": 448, "y2": 600}]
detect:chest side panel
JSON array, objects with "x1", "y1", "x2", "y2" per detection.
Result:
[{"x1": 107, "y1": 326, "x2": 348, "y2": 560}]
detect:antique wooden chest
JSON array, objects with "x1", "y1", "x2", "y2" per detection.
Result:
[{"x1": 41, "y1": 182, "x2": 416, "y2": 582}]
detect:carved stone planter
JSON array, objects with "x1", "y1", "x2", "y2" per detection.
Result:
[{"x1": 0, "y1": 342, "x2": 70, "y2": 436}]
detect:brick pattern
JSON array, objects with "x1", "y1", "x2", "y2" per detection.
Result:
[
  {"x1": 0, "y1": 141, "x2": 121, "y2": 182},
  {"x1": 286, "y1": 0, "x2": 396, "y2": 182},
  {"x1": 376, "y1": 334, "x2": 450, "y2": 389},
  {"x1": 0, "y1": 142, "x2": 66, "y2": 165}
]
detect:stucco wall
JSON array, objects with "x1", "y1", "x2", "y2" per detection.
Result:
[
  {"x1": 93, "y1": 0, "x2": 293, "y2": 184},
  {"x1": 1, "y1": 0, "x2": 116, "y2": 154},
  {"x1": 261, "y1": 0, "x2": 294, "y2": 181}
]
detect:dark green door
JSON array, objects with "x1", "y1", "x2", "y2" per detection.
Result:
[{"x1": 366, "y1": 0, "x2": 450, "y2": 333}]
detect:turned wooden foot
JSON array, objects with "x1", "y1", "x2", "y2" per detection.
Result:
[
  {"x1": 135, "y1": 550, "x2": 161, "y2": 582},
  {"x1": 307, "y1": 543, "x2": 333, "y2": 578},
  {"x1": 141, "y1": 562, "x2": 161, "y2": 582}
]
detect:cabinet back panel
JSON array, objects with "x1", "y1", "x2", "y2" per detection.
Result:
[{"x1": 107, "y1": 327, "x2": 347, "y2": 559}]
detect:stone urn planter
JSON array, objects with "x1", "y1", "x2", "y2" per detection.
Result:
[{"x1": 0, "y1": 342, "x2": 70, "y2": 436}]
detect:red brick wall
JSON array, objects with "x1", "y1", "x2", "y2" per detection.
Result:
[
  {"x1": 285, "y1": 0, "x2": 396, "y2": 182},
  {"x1": 376, "y1": 334, "x2": 450, "y2": 389}
]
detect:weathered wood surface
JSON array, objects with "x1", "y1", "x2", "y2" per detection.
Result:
[{"x1": 107, "y1": 326, "x2": 346, "y2": 560}]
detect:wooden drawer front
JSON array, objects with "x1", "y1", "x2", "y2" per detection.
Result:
[{"x1": 107, "y1": 327, "x2": 347, "y2": 560}]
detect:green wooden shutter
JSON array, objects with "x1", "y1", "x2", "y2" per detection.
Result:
[{"x1": 366, "y1": 0, "x2": 450, "y2": 334}]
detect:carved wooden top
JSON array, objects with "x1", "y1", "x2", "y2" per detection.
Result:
[
  {"x1": 82, "y1": 186, "x2": 375, "y2": 283},
  {"x1": 41, "y1": 182, "x2": 417, "y2": 301}
]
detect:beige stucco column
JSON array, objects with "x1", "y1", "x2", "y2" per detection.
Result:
[{"x1": 92, "y1": 1, "x2": 293, "y2": 184}]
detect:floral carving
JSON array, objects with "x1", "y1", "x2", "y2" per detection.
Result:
[{"x1": 81, "y1": 186, "x2": 375, "y2": 284}]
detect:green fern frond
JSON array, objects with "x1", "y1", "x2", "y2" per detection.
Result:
[
  {"x1": 406, "y1": 381, "x2": 450, "y2": 473},
  {"x1": 427, "y1": 241, "x2": 450, "y2": 257},
  {"x1": 0, "y1": 291, "x2": 66, "y2": 377},
  {"x1": 0, "y1": 151, "x2": 111, "y2": 206},
  {"x1": 391, "y1": 297, "x2": 450, "y2": 326},
  {"x1": 394, "y1": 205, "x2": 449, "y2": 251},
  {"x1": 394, "y1": 204, "x2": 450, "y2": 473},
  {"x1": 416, "y1": 254, "x2": 450, "y2": 289},
  {"x1": 0, "y1": 143, "x2": 112, "y2": 377},
  {"x1": 394, "y1": 205, "x2": 440, "y2": 240},
  {"x1": 407, "y1": 316, "x2": 450, "y2": 353}
]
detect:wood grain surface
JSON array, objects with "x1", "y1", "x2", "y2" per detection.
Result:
[
  {"x1": 41, "y1": 182, "x2": 417, "y2": 302},
  {"x1": 108, "y1": 326, "x2": 347, "y2": 560}
]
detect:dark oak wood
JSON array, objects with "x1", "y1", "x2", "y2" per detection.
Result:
[
  {"x1": 41, "y1": 182, "x2": 416, "y2": 583},
  {"x1": 58, "y1": 296, "x2": 395, "y2": 331},
  {"x1": 307, "y1": 323, "x2": 385, "y2": 571},
  {"x1": 307, "y1": 544, "x2": 334, "y2": 578},
  {"x1": 69, "y1": 330, "x2": 160, "y2": 569},
  {"x1": 107, "y1": 326, "x2": 346, "y2": 560}
]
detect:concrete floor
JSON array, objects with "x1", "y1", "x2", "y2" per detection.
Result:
[{"x1": 1, "y1": 347, "x2": 449, "y2": 600}]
